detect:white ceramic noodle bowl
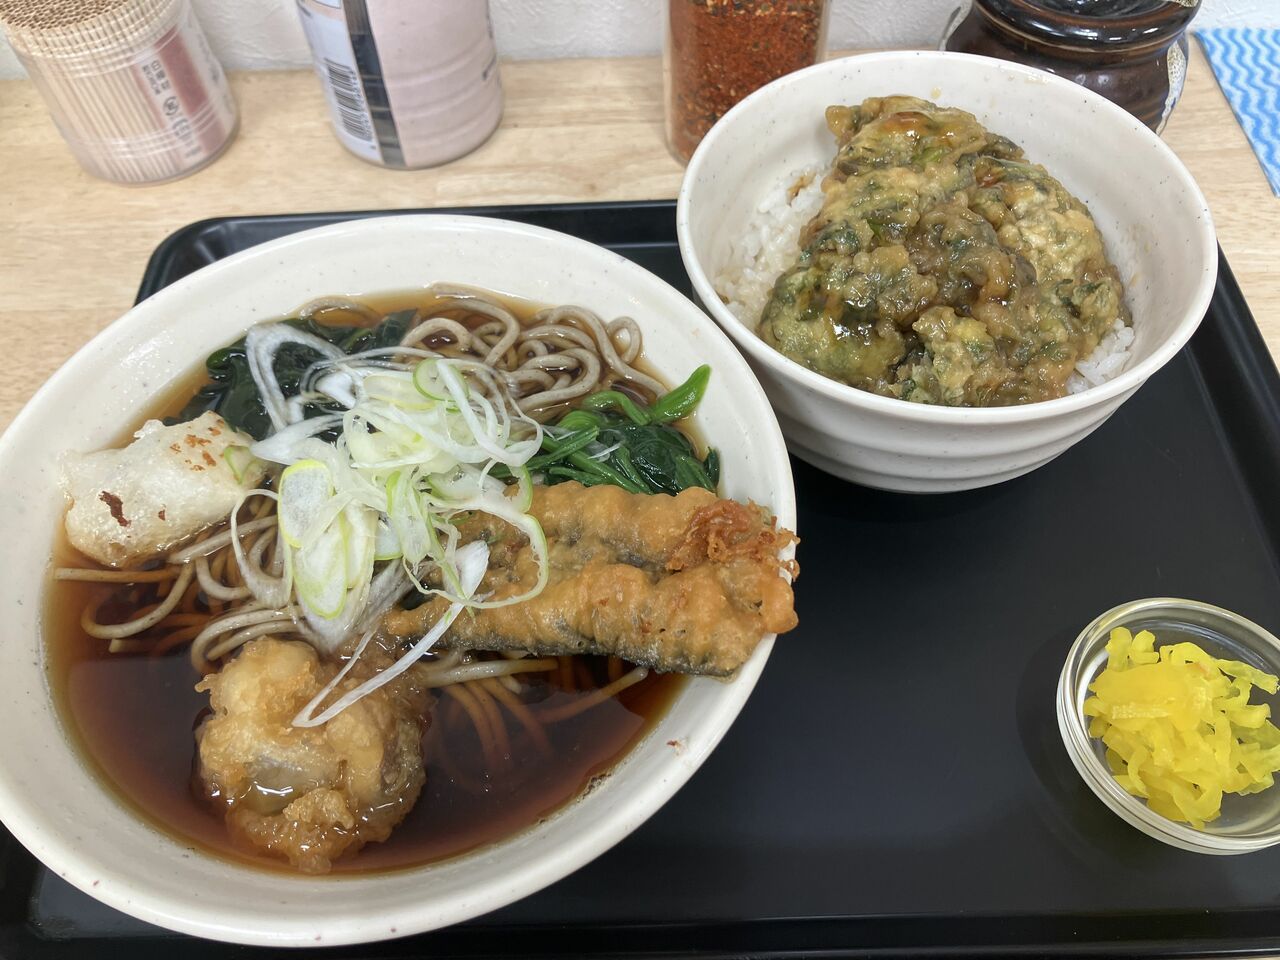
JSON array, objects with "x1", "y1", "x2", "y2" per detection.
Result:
[
  {"x1": 0, "y1": 216, "x2": 795, "y2": 945},
  {"x1": 677, "y1": 50, "x2": 1217, "y2": 492}
]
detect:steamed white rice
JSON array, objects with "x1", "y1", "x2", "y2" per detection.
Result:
[
  {"x1": 712, "y1": 167, "x2": 1134, "y2": 397},
  {"x1": 716, "y1": 167, "x2": 827, "y2": 332}
]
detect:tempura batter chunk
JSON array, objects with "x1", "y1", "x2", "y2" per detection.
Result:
[
  {"x1": 194, "y1": 638, "x2": 429, "y2": 873},
  {"x1": 761, "y1": 95, "x2": 1129, "y2": 406}
]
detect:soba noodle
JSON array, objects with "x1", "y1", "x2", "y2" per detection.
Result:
[{"x1": 308, "y1": 285, "x2": 665, "y2": 420}]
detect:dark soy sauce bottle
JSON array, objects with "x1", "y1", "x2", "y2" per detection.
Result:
[{"x1": 942, "y1": 0, "x2": 1200, "y2": 132}]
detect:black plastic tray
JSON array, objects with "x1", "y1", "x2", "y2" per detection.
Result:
[{"x1": 7, "y1": 201, "x2": 1280, "y2": 959}]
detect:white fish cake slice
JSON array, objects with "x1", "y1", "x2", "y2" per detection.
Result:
[{"x1": 60, "y1": 411, "x2": 266, "y2": 568}]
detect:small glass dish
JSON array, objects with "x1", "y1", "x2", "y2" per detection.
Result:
[{"x1": 1058, "y1": 597, "x2": 1280, "y2": 855}]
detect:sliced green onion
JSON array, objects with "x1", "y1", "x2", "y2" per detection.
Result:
[
  {"x1": 278, "y1": 460, "x2": 334, "y2": 548},
  {"x1": 234, "y1": 353, "x2": 555, "y2": 713},
  {"x1": 292, "y1": 540, "x2": 490, "y2": 728},
  {"x1": 294, "y1": 520, "x2": 348, "y2": 619},
  {"x1": 221, "y1": 444, "x2": 260, "y2": 484},
  {"x1": 412, "y1": 358, "x2": 449, "y2": 401}
]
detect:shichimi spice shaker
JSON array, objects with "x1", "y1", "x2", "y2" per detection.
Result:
[{"x1": 664, "y1": 0, "x2": 831, "y2": 165}]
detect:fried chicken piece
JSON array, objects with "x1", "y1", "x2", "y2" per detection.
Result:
[
  {"x1": 384, "y1": 483, "x2": 798, "y2": 676},
  {"x1": 194, "y1": 637, "x2": 430, "y2": 874}
]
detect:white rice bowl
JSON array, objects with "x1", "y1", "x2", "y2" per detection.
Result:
[
  {"x1": 712, "y1": 164, "x2": 1137, "y2": 399},
  {"x1": 677, "y1": 51, "x2": 1217, "y2": 492}
]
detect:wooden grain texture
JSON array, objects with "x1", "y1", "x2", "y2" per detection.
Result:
[{"x1": 0, "y1": 45, "x2": 1275, "y2": 433}]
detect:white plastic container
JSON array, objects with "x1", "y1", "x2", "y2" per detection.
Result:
[{"x1": 296, "y1": 0, "x2": 503, "y2": 169}]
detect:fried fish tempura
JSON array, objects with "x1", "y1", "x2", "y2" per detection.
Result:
[
  {"x1": 383, "y1": 482, "x2": 798, "y2": 676},
  {"x1": 195, "y1": 637, "x2": 430, "y2": 873}
]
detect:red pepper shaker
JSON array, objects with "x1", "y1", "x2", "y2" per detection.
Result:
[{"x1": 663, "y1": 0, "x2": 831, "y2": 165}]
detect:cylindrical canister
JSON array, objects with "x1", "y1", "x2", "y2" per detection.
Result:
[
  {"x1": 664, "y1": 0, "x2": 831, "y2": 165},
  {"x1": 0, "y1": 0, "x2": 238, "y2": 185},
  {"x1": 942, "y1": 0, "x2": 1200, "y2": 133},
  {"x1": 296, "y1": 0, "x2": 504, "y2": 170}
]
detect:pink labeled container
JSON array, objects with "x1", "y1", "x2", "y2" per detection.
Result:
[
  {"x1": 296, "y1": 0, "x2": 503, "y2": 169},
  {"x1": 0, "y1": 0, "x2": 238, "y2": 185}
]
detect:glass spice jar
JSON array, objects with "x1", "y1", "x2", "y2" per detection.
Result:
[
  {"x1": 664, "y1": 0, "x2": 831, "y2": 165},
  {"x1": 942, "y1": 0, "x2": 1199, "y2": 133}
]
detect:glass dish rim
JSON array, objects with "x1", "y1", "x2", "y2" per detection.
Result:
[{"x1": 1056, "y1": 596, "x2": 1280, "y2": 855}]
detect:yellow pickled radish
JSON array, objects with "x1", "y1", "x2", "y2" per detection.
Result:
[{"x1": 1083, "y1": 626, "x2": 1280, "y2": 828}]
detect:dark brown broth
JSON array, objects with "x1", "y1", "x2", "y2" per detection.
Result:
[{"x1": 45, "y1": 289, "x2": 687, "y2": 873}]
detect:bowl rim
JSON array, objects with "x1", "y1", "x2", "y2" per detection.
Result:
[
  {"x1": 1056, "y1": 597, "x2": 1280, "y2": 855},
  {"x1": 675, "y1": 49, "x2": 1219, "y2": 424},
  {"x1": 0, "y1": 213, "x2": 797, "y2": 945}
]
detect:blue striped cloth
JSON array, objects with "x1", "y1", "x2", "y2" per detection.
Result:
[{"x1": 1196, "y1": 29, "x2": 1280, "y2": 196}]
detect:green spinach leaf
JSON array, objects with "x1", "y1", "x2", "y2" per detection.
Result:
[
  {"x1": 173, "y1": 310, "x2": 415, "y2": 440},
  {"x1": 530, "y1": 365, "x2": 718, "y2": 495}
]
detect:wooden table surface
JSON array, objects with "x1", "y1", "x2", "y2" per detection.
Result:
[{"x1": 0, "y1": 45, "x2": 1276, "y2": 432}]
